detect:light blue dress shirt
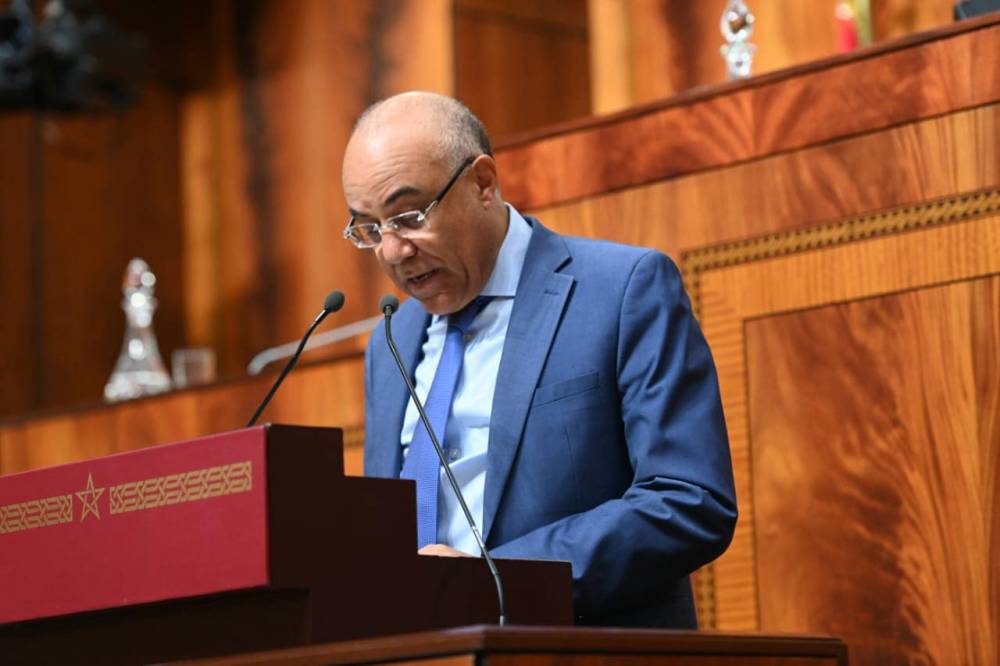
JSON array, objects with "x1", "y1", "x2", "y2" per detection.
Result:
[{"x1": 400, "y1": 205, "x2": 532, "y2": 554}]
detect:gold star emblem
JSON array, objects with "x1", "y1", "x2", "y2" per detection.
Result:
[{"x1": 76, "y1": 473, "x2": 105, "y2": 522}]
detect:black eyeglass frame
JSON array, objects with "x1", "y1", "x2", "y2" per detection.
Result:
[{"x1": 342, "y1": 155, "x2": 478, "y2": 249}]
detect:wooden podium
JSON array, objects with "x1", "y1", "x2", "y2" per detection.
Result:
[
  {"x1": 179, "y1": 625, "x2": 848, "y2": 666},
  {"x1": 0, "y1": 425, "x2": 572, "y2": 664}
]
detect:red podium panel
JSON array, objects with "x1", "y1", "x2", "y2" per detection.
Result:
[
  {"x1": 0, "y1": 428, "x2": 269, "y2": 624},
  {"x1": 0, "y1": 425, "x2": 572, "y2": 664}
]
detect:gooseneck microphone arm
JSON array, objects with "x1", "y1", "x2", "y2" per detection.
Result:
[
  {"x1": 379, "y1": 294, "x2": 506, "y2": 626},
  {"x1": 246, "y1": 291, "x2": 346, "y2": 428}
]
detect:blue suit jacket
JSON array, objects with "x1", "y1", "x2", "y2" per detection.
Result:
[{"x1": 364, "y1": 218, "x2": 737, "y2": 627}]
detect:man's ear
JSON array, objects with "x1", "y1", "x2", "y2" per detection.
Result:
[{"x1": 471, "y1": 155, "x2": 500, "y2": 204}]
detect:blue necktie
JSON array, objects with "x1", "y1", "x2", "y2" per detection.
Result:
[{"x1": 401, "y1": 296, "x2": 490, "y2": 548}]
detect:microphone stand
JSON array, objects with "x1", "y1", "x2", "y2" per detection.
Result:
[
  {"x1": 382, "y1": 300, "x2": 507, "y2": 626},
  {"x1": 246, "y1": 291, "x2": 345, "y2": 428}
]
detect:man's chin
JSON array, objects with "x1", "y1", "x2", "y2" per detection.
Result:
[
  {"x1": 411, "y1": 290, "x2": 466, "y2": 316},
  {"x1": 419, "y1": 297, "x2": 460, "y2": 316},
  {"x1": 404, "y1": 278, "x2": 464, "y2": 315}
]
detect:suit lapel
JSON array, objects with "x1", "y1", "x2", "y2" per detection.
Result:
[
  {"x1": 483, "y1": 221, "x2": 573, "y2": 542},
  {"x1": 368, "y1": 302, "x2": 430, "y2": 478}
]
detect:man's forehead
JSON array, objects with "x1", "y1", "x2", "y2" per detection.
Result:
[
  {"x1": 343, "y1": 152, "x2": 442, "y2": 215},
  {"x1": 346, "y1": 131, "x2": 445, "y2": 186},
  {"x1": 343, "y1": 103, "x2": 451, "y2": 206},
  {"x1": 348, "y1": 121, "x2": 440, "y2": 165}
]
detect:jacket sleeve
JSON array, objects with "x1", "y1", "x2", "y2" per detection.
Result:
[{"x1": 489, "y1": 250, "x2": 738, "y2": 619}]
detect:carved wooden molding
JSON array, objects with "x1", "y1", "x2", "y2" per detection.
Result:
[{"x1": 682, "y1": 188, "x2": 1000, "y2": 316}]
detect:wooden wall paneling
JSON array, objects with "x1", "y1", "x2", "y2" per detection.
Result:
[
  {"x1": 0, "y1": 1, "x2": 223, "y2": 420},
  {"x1": 587, "y1": 0, "x2": 924, "y2": 116},
  {"x1": 458, "y1": 0, "x2": 591, "y2": 25},
  {"x1": 497, "y1": 16, "x2": 1000, "y2": 211},
  {"x1": 178, "y1": 0, "x2": 296, "y2": 381},
  {"x1": 110, "y1": 387, "x2": 205, "y2": 454},
  {"x1": 248, "y1": 0, "x2": 368, "y2": 366},
  {"x1": 747, "y1": 0, "x2": 843, "y2": 74},
  {"x1": 180, "y1": 0, "x2": 453, "y2": 382},
  {"x1": 747, "y1": 277, "x2": 999, "y2": 666},
  {"x1": 3, "y1": 16, "x2": 995, "y2": 639},
  {"x1": 0, "y1": 409, "x2": 118, "y2": 478},
  {"x1": 527, "y1": 104, "x2": 1000, "y2": 257},
  {"x1": 37, "y1": 83, "x2": 185, "y2": 410},
  {"x1": 179, "y1": 0, "x2": 240, "y2": 361},
  {"x1": 1, "y1": 390, "x2": 201, "y2": 476},
  {"x1": 0, "y1": 351, "x2": 366, "y2": 477},
  {"x1": 377, "y1": 0, "x2": 456, "y2": 96},
  {"x1": 529, "y1": 26, "x2": 999, "y2": 626},
  {"x1": 215, "y1": 0, "x2": 284, "y2": 380},
  {"x1": 455, "y1": 0, "x2": 591, "y2": 137},
  {"x1": 91, "y1": 0, "x2": 220, "y2": 91},
  {"x1": 586, "y1": 0, "x2": 632, "y2": 115},
  {"x1": 0, "y1": 114, "x2": 36, "y2": 419},
  {"x1": 267, "y1": 358, "x2": 366, "y2": 433},
  {"x1": 2, "y1": 2, "x2": 978, "y2": 419},
  {"x1": 267, "y1": 355, "x2": 367, "y2": 475},
  {"x1": 692, "y1": 201, "x2": 1000, "y2": 640},
  {"x1": 871, "y1": 0, "x2": 956, "y2": 40},
  {"x1": 180, "y1": 85, "x2": 223, "y2": 352},
  {"x1": 251, "y1": 0, "x2": 454, "y2": 359},
  {"x1": 625, "y1": 0, "x2": 728, "y2": 104},
  {"x1": 185, "y1": 378, "x2": 272, "y2": 439}
]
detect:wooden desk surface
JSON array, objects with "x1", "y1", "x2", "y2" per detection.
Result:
[{"x1": 177, "y1": 624, "x2": 848, "y2": 666}]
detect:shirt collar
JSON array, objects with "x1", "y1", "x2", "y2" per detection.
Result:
[{"x1": 479, "y1": 203, "x2": 532, "y2": 298}]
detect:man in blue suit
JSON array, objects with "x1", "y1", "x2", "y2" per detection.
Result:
[{"x1": 343, "y1": 92, "x2": 737, "y2": 628}]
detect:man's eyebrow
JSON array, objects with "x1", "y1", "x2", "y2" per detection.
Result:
[{"x1": 384, "y1": 185, "x2": 423, "y2": 207}]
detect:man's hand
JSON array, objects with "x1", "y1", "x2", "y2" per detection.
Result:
[{"x1": 419, "y1": 544, "x2": 473, "y2": 557}]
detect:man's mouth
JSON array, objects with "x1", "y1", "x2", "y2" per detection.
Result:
[{"x1": 407, "y1": 269, "x2": 439, "y2": 286}]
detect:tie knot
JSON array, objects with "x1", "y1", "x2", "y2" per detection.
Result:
[{"x1": 448, "y1": 296, "x2": 491, "y2": 334}]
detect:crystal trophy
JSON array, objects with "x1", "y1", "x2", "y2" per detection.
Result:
[
  {"x1": 103, "y1": 258, "x2": 172, "y2": 402},
  {"x1": 720, "y1": 0, "x2": 756, "y2": 80}
]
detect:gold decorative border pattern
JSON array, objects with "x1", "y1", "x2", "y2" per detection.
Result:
[
  {"x1": 0, "y1": 494, "x2": 74, "y2": 534},
  {"x1": 679, "y1": 186, "x2": 1000, "y2": 630},
  {"x1": 681, "y1": 188, "x2": 1000, "y2": 315},
  {"x1": 109, "y1": 461, "x2": 252, "y2": 515}
]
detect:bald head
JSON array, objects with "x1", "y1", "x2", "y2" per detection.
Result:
[{"x1": 351, "y1": 92, "x2": 492, "y2": 169}]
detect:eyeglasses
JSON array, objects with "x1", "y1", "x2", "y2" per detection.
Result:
[{"x1": 342, "y1": 156, "x2": 478, "y2": 249}]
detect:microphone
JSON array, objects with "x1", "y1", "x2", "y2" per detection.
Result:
[
  {"x1": 245, "y1": 291, "x2": 345, "y2": 428},
  {"x1": 379, "y1": 294, "x2": 507, "y2": 626}
]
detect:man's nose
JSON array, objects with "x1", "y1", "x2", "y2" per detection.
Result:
[{"x1": 378, "y1": 231, "x2": 416, "y2": 264}]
